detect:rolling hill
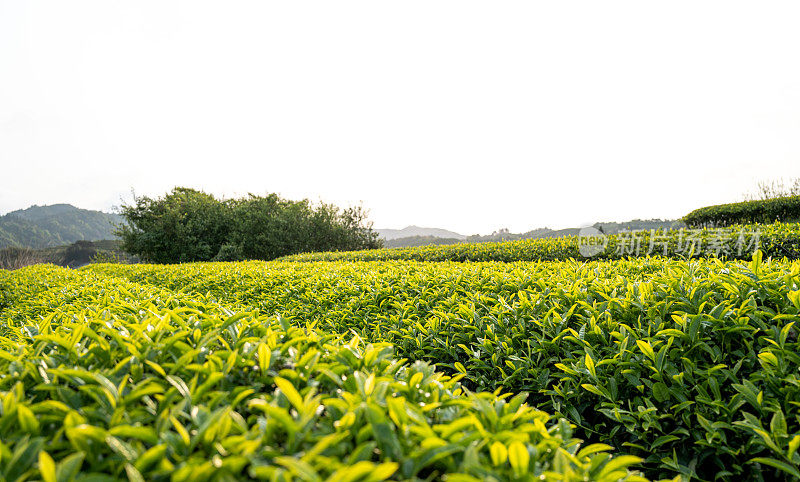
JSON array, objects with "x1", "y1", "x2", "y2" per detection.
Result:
[
  {"x1": 376, "y1": 225, "x2": 466, "y2": 241},
  {"x1": 0, "y1": 204, "x2": 123, "y2": 249}
]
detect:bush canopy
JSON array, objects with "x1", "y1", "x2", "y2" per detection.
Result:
[
  {"x1": 683, "y1": 195, "x2": 800, "y2": 227},
  {"x1": 115, "y1": 187, "x2": 381, "y2": 263}
]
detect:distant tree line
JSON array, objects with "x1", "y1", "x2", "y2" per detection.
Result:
[{"x1": 115, "y1": 187, "x2": 382, "y2": 263}]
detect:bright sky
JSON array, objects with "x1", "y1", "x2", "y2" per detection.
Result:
[{"x1": 1, "y1": 1, "x2": 798, "y2": 235}]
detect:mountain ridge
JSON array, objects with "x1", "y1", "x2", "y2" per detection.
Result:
[
  {"x1": 380, "y1": 219, "x2": 683, "y2": 247},
  {"x1": 376, "y1": 225, "x2": 466, "y2": 241},
  {"x1": 0, "y1": 204, "x2": 123, "y2": 249}
]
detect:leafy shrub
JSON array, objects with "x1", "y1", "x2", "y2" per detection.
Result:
[
  {"x1": 684, "y1": 196, "x2": 800, "y2": 227},
  {"x1": 0, "y1": 266, "x2": 644, "y2": 481},
  {"x1": 88, "y1": 254, "x2": 800, "y2": 480}
]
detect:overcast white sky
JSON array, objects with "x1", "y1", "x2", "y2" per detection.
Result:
[{"x1": 1, "y1": 1, "x2": 798, "y2": 234}]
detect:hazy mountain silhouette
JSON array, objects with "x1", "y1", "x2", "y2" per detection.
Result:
[
  {"x1": 376, "y1": 226, "x2": 466, "y2": 241},
  {"x1": 380, "y1": 219, "x2": 682, "y2": 247}
]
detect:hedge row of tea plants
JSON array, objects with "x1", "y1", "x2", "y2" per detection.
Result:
[
  {"x1": 684, "y1": 197, "x2": 800, "y2": 227},
  {"x1": 87, "y1": 254, "x2": 800, "y2": 480},
  {"x1": 0, "y1": 265, "x2": 645, "y2": 481},
  {"x1": 277, "y1": 223, "x2": 800, "y2": 263}
]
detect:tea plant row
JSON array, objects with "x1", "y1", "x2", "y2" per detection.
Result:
[
  {"x1": 86, "y1": 254, "x2": 800, "y2": 480},
  {"x1": 278, "y1": 223, "x2": 800, "y2": 263},
  {"x1": 0, "y1": 265, "x2": 644, "y2": 481}
]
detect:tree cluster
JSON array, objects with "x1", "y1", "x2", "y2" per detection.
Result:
[{"x1": 115, "y1": 188, "x2": 382, "y2": 263}]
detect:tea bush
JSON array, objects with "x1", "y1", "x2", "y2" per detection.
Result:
[
  {"x1": 0, "y1": 265, "x2": 644, "y2": 481},
  {"x1": 88, "y1": 254, "x2": 800, "y2": 480},
  {"x1": 277, "y1": 223, "x2": 800, "y2": 263},
  {"x1": 684, "y1": 196, "x2": 800, "y2": 227}
]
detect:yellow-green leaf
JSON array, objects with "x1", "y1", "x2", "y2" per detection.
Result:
[
  {"x1": 585, "y1": 353, "x2": 596, "y2": 377},
  {"x1": 274, "y1": 377, "x2": 305, "y2": 412},
  {"x1": 636, "y1": 340, "x2": 655, "y2": 362},
  {"x1": 38, "y1": 451, "x2": 56, "y2": 482},
  {"x1": 508, "y1": 441, "x2": 529, "y2": 475},
  {"x1": 257, "y1": 342, "x2": 271, "y2": 372},
  {"x1": 490, "y1": 441, "x2": 507, "y2": 466}
]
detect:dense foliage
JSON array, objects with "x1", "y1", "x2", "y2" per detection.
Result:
[
  {"x1": 684, "y1": 196, "x2": 800, "y2": 227},
  {"x1": 116, "y1": 187, "x2": 381, "y2": 263},
  {"x1": 280, "y1": 223, "x2": 800, "y2": 263},
  {"x1": 0, "y1": 204, "x2": 122, "y2": 250},
  {"x1": 0, "y1": 265, "x2": 644, "y2": 481},
  {"x1": 7, "y1": 239, "x2": 800, "y2": 479},
  {"x1": 87, "y1": 254, "x2": 800, "y2": 480}
]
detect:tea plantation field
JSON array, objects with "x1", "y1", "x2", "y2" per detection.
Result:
[
  {"x1": 2, "y1": 251, "x2": 800, "y2": 480},
  {"x1": 279, "y1": 223, "x2": 800, "y2": 263}
]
